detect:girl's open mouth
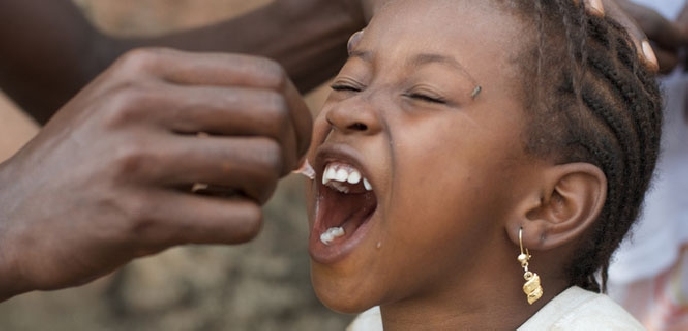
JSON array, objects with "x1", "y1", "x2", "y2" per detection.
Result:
[{"x1": 310, "y1": 161, "x2": 378, "y2": 263}]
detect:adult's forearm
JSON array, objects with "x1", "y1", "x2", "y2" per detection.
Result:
[
  {"x1": 0, "y1": 0, "x2": 107, "y2": 124},
  {"x1": 0, "y1": 159, "x2": 34, "y2": 302},
  {"x1": 0, "y1": 0, "x2": 366, "y2": 124},
  {"x1": 111, "y1": 0, "x2": 367, "y2": 93}
]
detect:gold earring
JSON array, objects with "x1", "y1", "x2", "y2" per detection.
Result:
[{"x1": 518, "y1": 228, "x2": 543, "y2": 305}]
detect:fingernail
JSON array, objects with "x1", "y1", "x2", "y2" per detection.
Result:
[
  {"x1": 641, "y1": 40, "x2": 659, "y2": 70},
  {"x1": 586, "y1": 0, "x2": 605, "y2": 16},
  {"x1": 292, "y1": 159, "x2": 315, "y2": 180}
]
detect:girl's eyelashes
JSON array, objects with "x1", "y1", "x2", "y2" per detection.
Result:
[
  {"x1": 330, "y1": 80, "x2": 448, "y2": 105},
  {"x1": 404, "y1": 93, "x2": 446, "y2": 104},
  {"x1": 330, "y1": 82, "x2": 363, "y2": 93},
  {"x1": 404, "y1": 86, "x2": 447, "y2": 104}
]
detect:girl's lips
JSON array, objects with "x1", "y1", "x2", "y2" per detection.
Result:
[{"x1": 308, "y1": 145, "x2": 379, "y2": 264}]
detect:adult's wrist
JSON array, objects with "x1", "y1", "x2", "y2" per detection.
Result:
[{"x1": 0, "y1": 160, "x2": 32, "y2": 302}]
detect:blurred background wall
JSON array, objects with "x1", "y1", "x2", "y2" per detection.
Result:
[{"x1": 0, "y1": 1, "x2": 344, "y2": 330}]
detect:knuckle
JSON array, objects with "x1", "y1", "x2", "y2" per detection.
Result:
[
  {"x1": 242, "y1": 144, "x2": 281, "y2": 204},
  {"x1": 257, "y1": 159, "x2": 282, "y2": 202},
  {"x1": 114, "y1": 193, "x2": 157, "y2": 238},
  {"x1": 257, "y1": 57, "x2": 288, "y2": 89},
  {"x1": 111, "y1": 140, "x2": 152, "y2": 178},
  {"x1": 260, "y1": 138, "x2": 284, "y2": 175},
  {"x1": 102, "y1": 84, "x2": 155, "y2": 127},
  {"x1": 114, "y1": 48, "x2": 162, "y2": 74},
  {"x1": 263, "y1": 92, "x2": 291, "y2": 134},
  {"x1": 232, "y1": 208, "x2": 263, "y2": 243}
]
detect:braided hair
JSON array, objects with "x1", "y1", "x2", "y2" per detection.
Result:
[{"x1": 506, "y1": 0, "x2": 663, "y2": 292}]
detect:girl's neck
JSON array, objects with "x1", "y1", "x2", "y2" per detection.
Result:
[{"x1": 379, "y1": 275, "x2": 571, "y2": 330}]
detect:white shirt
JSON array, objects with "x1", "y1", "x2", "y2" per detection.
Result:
[
  {"x1": 518, "y1": 287, "x2": 645, "y2": 330},
  {"x1": 347, "y1": 287, "x2": 645, "y2": 330}
]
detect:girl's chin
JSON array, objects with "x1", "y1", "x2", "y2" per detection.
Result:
[
  {"x1": 313, "y1": 282, "x2": 380, "y2": 315},
  {"x1": 320, "y1": 299, "x2": 378, "y2": 315}
]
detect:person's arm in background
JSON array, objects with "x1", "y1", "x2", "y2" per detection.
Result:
[{"x1": 0, "y1": 0, "x2": 369, "y2": 124}]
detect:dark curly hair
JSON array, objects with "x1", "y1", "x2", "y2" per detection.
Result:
[{"x1": 504, "y1": 0, "x2": 663, "y2": 292}]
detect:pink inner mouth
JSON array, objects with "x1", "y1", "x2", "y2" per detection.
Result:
[{"x1": 316, "y1": 181, "x2": 378, "y2": 244}]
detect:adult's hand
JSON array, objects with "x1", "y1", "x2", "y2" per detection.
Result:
[
  {"x1": 614, "y1": 0, "x2": 686, "y2": 74},
  {"x1": 0, "y1": 48, "x2": 312, "y2": 301},
  {"x1": 581, "y1": 0, "x2": 664, "y2": 72}
]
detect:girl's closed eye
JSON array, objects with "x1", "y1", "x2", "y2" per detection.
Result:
[
  {"x1": 405, "y1": 92, "x2": 446, "y2": 104},
  {"x1": 404, "y1": 85, "x2": 447, "y2": 105},
  {"x1": 331, "y1": 79, "x2": 364, "y2": 93}
]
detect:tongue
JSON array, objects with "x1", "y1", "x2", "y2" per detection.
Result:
[{"x1": 318, "y1": 187, "x2": 376, "y2": 240}]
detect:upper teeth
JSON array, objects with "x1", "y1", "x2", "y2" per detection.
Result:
[{"x1": 322, "y1": 163, "x2": 373, "y2": 192}]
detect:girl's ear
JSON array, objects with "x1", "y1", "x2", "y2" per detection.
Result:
[{"x1": 506, "y1": 163, "x2": 607, "y2": 251}]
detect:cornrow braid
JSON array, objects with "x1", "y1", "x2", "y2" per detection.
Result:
[{"x1": 508, "y1": 0, "x2": 663, "y2": 292}]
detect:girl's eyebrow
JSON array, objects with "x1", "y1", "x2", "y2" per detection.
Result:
[
  {"x1": 346, "y1": 49, "x2": 482, "y2": 99},
  {"x1": 410, "y1": 53, "x2": 479, "y2": 87},
  {"x1": 411, "y1": 53, "x2": 462, "y2": 68},
  {"x1": 349, "y1": 50, "x2": 473, "y2": 77}
]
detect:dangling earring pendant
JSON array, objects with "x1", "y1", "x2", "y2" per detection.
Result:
[{"x1": 518, "y1": 228, "x2": 543, "y2": 305}]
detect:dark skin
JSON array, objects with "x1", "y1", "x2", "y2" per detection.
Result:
[
  {"x1": 0, "y1": 0, "x2": 662, "y2": 303},
  {"x1": 0, "y1": 0, "x2": 378, "y2": 301},
  {"x1": 306, "y1": 1, "x2": 608, "y2": 328},
  {"x1": 0, "y1": 48, "x2": 314, "y2": 301},
  {"x1": 0, "y1": 0, "x2": 372, "y2": 124}
]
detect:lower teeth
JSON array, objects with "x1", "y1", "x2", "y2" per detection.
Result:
[{"x1": 320, "y1": 227, "x2": 345, "y2": 245}]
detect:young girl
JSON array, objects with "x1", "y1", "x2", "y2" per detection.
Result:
[{"x1": 303, "y1": 0, "x2": 662, "y2": 329}]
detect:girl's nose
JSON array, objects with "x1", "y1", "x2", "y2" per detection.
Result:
[{"x1": 324, "y1": 96, "x2": 382, "y2": 136}]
